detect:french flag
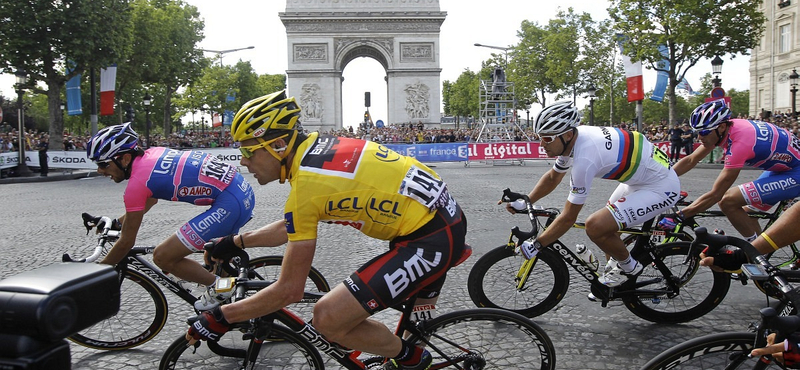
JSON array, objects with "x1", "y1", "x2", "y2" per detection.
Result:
[
  {"x1": 616, "y1": 35, "x2": 644, "y2": 102},
  {"x1": 100, "y1": 64, "x2": 117, "y2": 116}
]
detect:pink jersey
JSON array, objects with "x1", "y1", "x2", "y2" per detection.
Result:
[
  {"x1": 124, "y1": 147, "x2": 238, "y2": 212},
  {"x1": 722, "y1": 119, "x2": 800, "y2": 171}
]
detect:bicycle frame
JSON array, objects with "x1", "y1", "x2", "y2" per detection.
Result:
[
  {"x1": 118, "y1": 246, "x2": 199, "y2": 305},
  {"x1": 515, "y1": 213, "x2": 690, "y2": 306}
]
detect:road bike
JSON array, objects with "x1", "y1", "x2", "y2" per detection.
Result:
[
  {"x1": 467, "y1": 189, "x2": 731, "y2": 323},
  {"x1": 64, "y1": 213, "x2": 331, "y2": 350},
  {"x1": 640, "y1": 227, "x2": 800, "y2": 369},
  {"x1": 159, "y1": 246, "x2": 557, "y2": 369},
  {"x1": 659, "y1": 193, "x2": 799, "y2": 269}
]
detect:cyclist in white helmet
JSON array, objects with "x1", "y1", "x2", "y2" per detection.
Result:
[{"x1": 506, "y1": 100, "x2": 680, "y2": 291}]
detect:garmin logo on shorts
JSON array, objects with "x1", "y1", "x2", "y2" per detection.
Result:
[
  {"x1": 384, "y1": 249, "x2": 442, "y2": 298},
  {"x1": 190, "y1": 209, "x2": 229, "y2": 232},
  {"x1": 178, "y1": 186, "x2": 213, "y2": 197}
]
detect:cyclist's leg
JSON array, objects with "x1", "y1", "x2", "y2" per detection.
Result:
[
  {"x1": 312, "y1": 204, "x2": 466, "y2": 360},
  {"x1": 588, "y1": 173, "x2": 680, "y2": 265},
  {"x1": 153, "y1": 177, "x2": 255, "y2": 285},
  {"x1": 732, "y1": 169, "x2": 800, "y2": 238}
]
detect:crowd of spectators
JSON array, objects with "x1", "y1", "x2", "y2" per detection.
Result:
[{"x1": 5, "y1": 111, "x2": 799, "y2": 156}]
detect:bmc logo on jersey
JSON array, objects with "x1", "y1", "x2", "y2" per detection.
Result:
[{"x1": 178, "y1": 186, "x2": 213, "y2": 197}]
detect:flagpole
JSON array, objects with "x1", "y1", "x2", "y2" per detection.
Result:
[{"x1": 90, "y1": 68, "x2": 98, "y2": 135}]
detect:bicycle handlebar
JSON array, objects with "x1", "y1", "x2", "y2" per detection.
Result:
[{"x1": 500, "y1": 188, "x2": 561, "y2": 243}]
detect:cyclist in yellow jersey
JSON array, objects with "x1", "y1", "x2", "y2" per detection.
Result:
[{"x1": 186, "y1": 91, "x2": 467, "y2": 370}]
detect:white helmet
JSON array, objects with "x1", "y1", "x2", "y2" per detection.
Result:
[{"x1": 534, "y1": 100, "x2": 580, "y2": 136}]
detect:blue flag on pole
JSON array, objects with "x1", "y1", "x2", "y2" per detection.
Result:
[
  {"x1": 650, "y1": 45, "x2": 670, "y2": 102},
  {"x1": 66, "y1": 62, "x2": 83, "y2": 115}
]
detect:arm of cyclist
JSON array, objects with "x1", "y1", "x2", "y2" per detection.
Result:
[
  {"x1": 750, "y1": 332, "x2": 800, "y2": 367},
  {"x1": 701, "y1": 201, "x2": 800, "y2": 271},
  {"x1": 679, "y1": 167, "x2": 740, "y2": 219},
  {"x1": 672, "y1": 144, "x2": 713, "y2": 176},
  {"x1": 99, "y1": 209, "x2": 145, "y2": 265},
  {"x1": 187, "y1": 238, "x2": 316, "y2": 343},
  {"x1": 505, "y1": 168, "x2": 566, "y2": 213},
  {"x1": 521, "y1": 200, "x2": 583, "y2": 259}
]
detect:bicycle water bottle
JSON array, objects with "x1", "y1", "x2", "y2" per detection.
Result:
[{"x1": 575, "y1": 244, "x2": 599, "y2": 272}]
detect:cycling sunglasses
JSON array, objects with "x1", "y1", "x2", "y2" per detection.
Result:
[
  {"x1": 239, "y1": 139, "x2": 286, "y2": 159},
  {"x1": 96, "y1": 159, "x2": 115, "y2": 169},
  {"x1": 536, "y1": 131, "x2": 568, "y2": 144},
  {"x1": 695, "y1": 127, "x2": 718, "y2": 137}
]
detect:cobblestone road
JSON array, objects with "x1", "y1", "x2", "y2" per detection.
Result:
[{"x1": 0, "y1": 160, "x2": 768, "y2": 369}]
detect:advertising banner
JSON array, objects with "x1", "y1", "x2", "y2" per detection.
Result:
[
  {"x1": 384, "y1": 143, "x2": 469, "y2": 162},
  {"x1": 467, "y1": 142, "x2": 544, "y2": 160}
]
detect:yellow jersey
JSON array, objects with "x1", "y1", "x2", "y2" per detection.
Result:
[{"x1": 283, "y1": 133, "x2": 447, "y2": 241}]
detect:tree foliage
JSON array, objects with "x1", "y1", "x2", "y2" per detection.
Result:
[
  {"x1": 0, "y1": 0, "x2": 133, "y2": 148},
  {"x1": 609, "y1": 0, "x2": 765, "y2": 126}
]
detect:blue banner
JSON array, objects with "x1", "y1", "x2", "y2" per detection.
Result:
[
  {"x1": 384, "y1": 143, "x2": 469, "y2": 162},
  {"x1": 66, "y1": 62, "x2": 82, "y2": 115},
  {"x1": 223, "y1": 110, "x2": 234, "y2": 126},
  {"x1": 650, "y1": 45, "x2": 670, "y2": 102}
]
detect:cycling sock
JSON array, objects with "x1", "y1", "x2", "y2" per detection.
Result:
[
  {"x1": 617, "y1": 256, "x2": 637, "y2": 273},
  {"x1": 745, "y1": 233, "x2": 758, "y2": 242},
  {"x1": 395, "y1": 340, "x2": 423, "y2": 365}
]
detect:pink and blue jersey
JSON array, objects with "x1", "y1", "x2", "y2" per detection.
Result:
[
  {"x1": 722, "y1": 119, "x2": 800, "y2": 210},
  {"x1": 125, "y1": 147, "x2": 254, "y2": 250},
  {"x1": 723, "y1": 119, "x2": 800, "y2": 171}
]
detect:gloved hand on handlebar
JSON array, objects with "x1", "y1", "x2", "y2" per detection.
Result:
[
  {"x1": 657, "y1": 211, "x2": 685, "y2": 231},
  {"x1": 751, "y1": 332, "x2": 800, "y2": 368},
  {"x1": 206, "y1": 235, "x2": 242, "y2": 262},
  {"x1": 699, "y1": 246, "x2": 747, "y2": 272},
  {"x1": 186, "y1": 305, "x2": 230, "y2": 342}
]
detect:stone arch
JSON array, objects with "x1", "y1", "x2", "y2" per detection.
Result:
[{"x1": 280, "y1": 0, "x2": 445, "y2": 131}]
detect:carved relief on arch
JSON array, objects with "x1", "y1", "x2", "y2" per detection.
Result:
[
  {"x1": 334, "y1": 37, "x2": 393, "y2": 54},
  {"x1": 299, "y1": 84, "x2": 324, "y2": 121},
  {"x1": 294, "y1": 44, "x2": 328, "y2": 62},
  {"x1": 404, "y1": 82, "x2": 430, "y2": 119},
  {"x1": 400, "y1": 43, "x2": 434, "y2": 62}
]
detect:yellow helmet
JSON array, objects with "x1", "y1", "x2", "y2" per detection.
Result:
[{"x1": 231, "y1": 90, "x2": 301, "y2": 142}]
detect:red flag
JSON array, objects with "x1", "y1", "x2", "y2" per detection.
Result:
[
  {"x1": 99, "y1": 65, "x2": 117, "y2": 116},
  {"x1": 212, "y1": 113, "x2": 222, "y2": 127},
  {"x1": 617, "y1": 36, "x2": 644, "y2": 102}
]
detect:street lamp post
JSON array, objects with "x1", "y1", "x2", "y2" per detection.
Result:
[
  {"x1": 14, "y1": 68, "x2": 33, "y2": 177},
  {"x1": 587, "y1": 83, "x2": 597, "y2": 126},
  {"x1": 143, "y1": 92, "x2": 152, "y2": 148},
  {"x1": 791, "y1": 68, "x2": 799, "y2": 118},
  {"x1": 711, "y1": 55, "x2": 724, "y2": 88},
  {"x1": 474, "y1": 43, "x2": 510, "y2": 69},
  {"x1": 526, "y1": 109, "x2": 530, "y2": 129},
  {"x1": 60, "y1": 101, "x2": 67, "y2": 134},
  {"x1": 199, "y1": 46, "x2": 255, "y2": 67}
]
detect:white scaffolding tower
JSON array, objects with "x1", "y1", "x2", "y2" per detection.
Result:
[{"x1": 475, "y1": 74, "x2": 530, "y2": 143}]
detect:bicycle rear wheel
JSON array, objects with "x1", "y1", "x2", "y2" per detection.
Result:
[
  {"x1": 68, "y1": 268, "x2": 167, "y2": 350},
  {"x1": 639, "y1": 331, "x2": 782, "y2": 369},
  {"x1": 248, "y1": 255, "x2": 330, "y2": 292},
  {"x1": 404, "y1": 308, "x2": 556, "y2": 369},
  {"x1": 159, "y1": 323, "x2": 325, "y2": 369},
  {"x1": 623, "y1": 242, "x2": 731, "y2": 323},
  {"x1": 467, "y1": 245, "x2": 568, "y2": 317}
]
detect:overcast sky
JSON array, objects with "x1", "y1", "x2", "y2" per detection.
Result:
[{"x1": 0, "y1": 0, "x2": 750, "y2": 128}]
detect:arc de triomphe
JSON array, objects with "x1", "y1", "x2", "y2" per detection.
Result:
[{"x1": 280, "y1": 0, "x2": 445, "y2": 131}]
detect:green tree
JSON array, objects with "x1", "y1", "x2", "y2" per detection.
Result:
[
  {"x1": 443, "y1": 69, "x2": 480, "y2": 127},
  {"x1": 609, "y1": 0, "x2": 765, "y2": 127},
  {"x1": 121, "y1": 0, "x2": 204, "y2": 135},
  {"x1": 0, "y1": 0, "x2": 133, "y2": 149},
  {"x1": 256, "y1": 74, "x2": 287, "y2": 97},
  {"x1": 510, "y1": 20, "x2": 556, "y2": 109}
]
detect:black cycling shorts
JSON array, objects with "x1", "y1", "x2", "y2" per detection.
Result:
[{"x1": 345, "y1": 195, "x2": 467, "y2": 314}]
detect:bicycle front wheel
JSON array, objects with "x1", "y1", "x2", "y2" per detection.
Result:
[
  {"x1": 159, "y1": 323, "x2": 325, "y2": 369},
  {"x1": 640, "y1": 331, "x2": 782, "y2": 369},
  {"x1": 623, "y1": 242, "x2": 731, "y2": 323},
  {"x1": 467, "y1": 245, "x2": 569, "y2": 317},
  {"x1": 249, "y1": 255, "x2": 331, "y2": 292},
  {"x1": 68, "y1": 268, "x2": 168, "y2": 350},
  {"x1": 405, "y1": 308, "x2": 556, "y2": 369}
]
